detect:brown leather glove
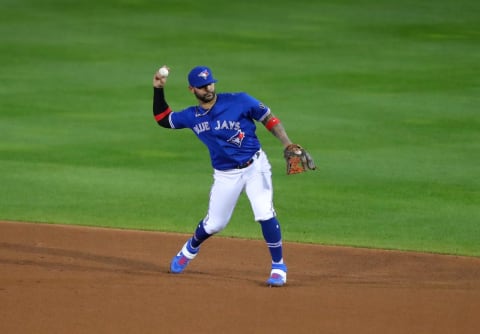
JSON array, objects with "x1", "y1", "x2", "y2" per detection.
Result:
[{"x1": 283, "y1": 144, "x2": 316, "y2": 175}]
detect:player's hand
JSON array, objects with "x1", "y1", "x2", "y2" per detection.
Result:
[{"x1": 153, "y1": 65, "x2": 169, "y2": 88}]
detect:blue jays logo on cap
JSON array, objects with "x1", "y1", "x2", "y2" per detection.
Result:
[
  {"x1": 188, "y1": 66, "x2": 218, "y2": 88},
  {"x1": 198, "y1": 69, "x2": 210, "y2": 80}
]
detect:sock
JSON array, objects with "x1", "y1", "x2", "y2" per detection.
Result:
[
  {"x1": 260, "y1": 217, "x2": 283, "y2": 263},
  {"x1": 190, "y1": 220, "x2": 212, "y2": 249}
]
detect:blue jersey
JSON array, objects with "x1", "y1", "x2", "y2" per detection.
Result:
[{"x1": 168, "y1": 92, "x2": 270, "y2": 170}]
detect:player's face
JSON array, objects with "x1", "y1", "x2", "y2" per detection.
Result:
[{"x1": 193, "y1": 83, "x2": 216, "y2": 103}]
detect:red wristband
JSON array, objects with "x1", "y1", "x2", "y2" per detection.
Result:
[{"x1": 265, "y1": 117, "x2": 280, "y2": 131}]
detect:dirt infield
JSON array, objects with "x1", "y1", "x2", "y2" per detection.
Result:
[{"x1": 1, "y1": 221, "x2": 479, "y2": 334}]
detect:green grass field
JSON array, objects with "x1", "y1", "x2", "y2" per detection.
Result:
[{"x1": 1, "y1": 0, "x2": 479, "y2": 256}]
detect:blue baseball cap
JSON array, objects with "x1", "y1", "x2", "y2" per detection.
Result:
[{"x1": 188, "y1": 66, "x2": 218, "y2": 88}]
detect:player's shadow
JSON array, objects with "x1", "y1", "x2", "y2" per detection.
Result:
[{"x1": 0, "y1": 242, "x2": 166, "y2": 275}]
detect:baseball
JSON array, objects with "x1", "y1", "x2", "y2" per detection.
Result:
[{"x1": 158, "y1": 67, "x2": 169, "y2": 77}]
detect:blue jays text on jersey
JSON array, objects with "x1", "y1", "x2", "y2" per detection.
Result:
[{"x1": 154, "y1": 89, "x2": 271, "y2": 170}]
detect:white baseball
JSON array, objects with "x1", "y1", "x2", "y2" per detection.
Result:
[{"x1": 158, "y1": 67, "x2": 169, "y2": 77}]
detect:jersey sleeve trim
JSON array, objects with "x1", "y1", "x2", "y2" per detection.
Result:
[
  {"x1": 258, "y1": 108, "x2": 271, "y2": 122},
  {"x1": 168, "y1": 113, "x2": 176, "y2": 129}
]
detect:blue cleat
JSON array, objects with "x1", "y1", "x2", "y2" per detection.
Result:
[
  {"x1": 170, "y1": 240, "x2": 198, "y2": 274},
  {"x1": 266, "y1": 263, "x2": 287, "y2": 287}
]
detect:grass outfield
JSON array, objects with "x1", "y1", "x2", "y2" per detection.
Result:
[{"x1": 1, "y1": 0, "x2": 479, "y2": 256}]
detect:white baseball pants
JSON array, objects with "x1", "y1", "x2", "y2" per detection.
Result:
[{"x1": 202, "y1": 150, "x2": 276, "y2": 234}]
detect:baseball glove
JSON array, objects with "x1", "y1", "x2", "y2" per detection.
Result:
[{"x1": 283, "y1": 144, "x2": 316, "y2": 175}]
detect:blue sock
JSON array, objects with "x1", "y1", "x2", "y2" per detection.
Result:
[
  {"x1": 260, "y1": 217, "x2": 283, "y2": 263},
  {"x1": 189, "y1": 220, "x2": 211, "y2": 249}
]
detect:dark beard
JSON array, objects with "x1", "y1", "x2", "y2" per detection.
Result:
[{"x1": 195, "y1": 91, "x2": 216, "y2": 103}]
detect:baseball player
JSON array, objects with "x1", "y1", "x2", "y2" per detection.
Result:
[{"x1": 152, "y1": 65, "x2": 311, "y2": 286}]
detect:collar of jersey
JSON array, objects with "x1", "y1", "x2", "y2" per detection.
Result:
[{"x1": 195, "y1": 105, "x2": 212, "y2": 117}]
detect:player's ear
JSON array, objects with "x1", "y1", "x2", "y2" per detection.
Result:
[{"x1": 188, "y1": 86, "x2": 195, "y2": 93}]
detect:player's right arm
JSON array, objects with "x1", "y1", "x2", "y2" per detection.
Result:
[{"x1": 152, "y1": 70, "x2": 172, "y2": 128}]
